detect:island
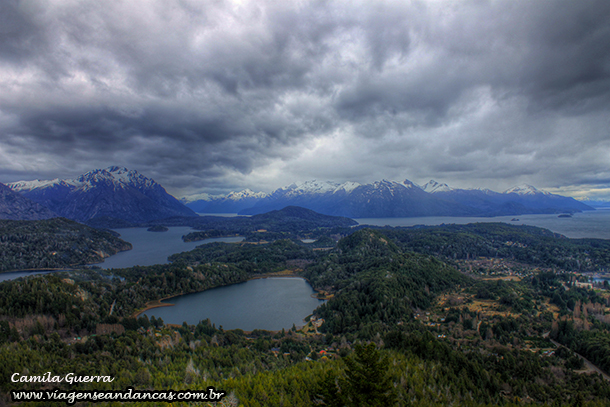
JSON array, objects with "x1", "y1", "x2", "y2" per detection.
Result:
[{"x1": 147, "y1": 225, "x2": 169, "y2": 232}]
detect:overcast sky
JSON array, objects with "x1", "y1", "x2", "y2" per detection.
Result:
[{"x1": 1, "y1": 0, "x2": 609, "y2": 199}]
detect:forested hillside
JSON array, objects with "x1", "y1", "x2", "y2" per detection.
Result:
[
  {"x1": 381, "y1": 223, "x2": 610, "y2": 271},
  {"x1": 1, "y1": 223, "x2": 610, "y2": 406},
  {"x1": 0, "y1": 218, "x2": 132, "y2": 272},
  {"x1": 177, "y1": 206, "x2": 357, "y2": 242}
]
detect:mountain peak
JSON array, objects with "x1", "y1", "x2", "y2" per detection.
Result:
[
  {"x1": 504, "y1": 184, "x2": 547, "y2": 195},
  {"x1": 9, "y1": 178, "x2": 64, "y2": 192},
  {"x1": 226, "y1": 189, "x2": 268, "y2": 200},
  {"x1": 0, "y1": 182, "x2": 56, "y2": 220},
  {"x1": 292, "y1": 180, "x2": 339, "y2": 193},
  {"x1": 373, "y1": 179, "x2": 401, "y2": 188},
  {"x1": 333, "y1": 181, "x2": 360, "y2": 193},
  {"x1": 402, "y1": 179, "x2": 417, "y2": 188},
  {"x1": 8, "y1": 167, "x2": 195, "y2": 223},
  {"x1": 420, "y1": 180, "x2": 453, "y2": 193},
  {"x1": 106, "y1": 165, "x2": 130, "y2": 173},
  {"x1": 71, "y1": 166, "x2": 159, "y2": 191}
]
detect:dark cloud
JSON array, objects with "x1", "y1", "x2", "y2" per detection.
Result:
[
  {"x1": 0, "y1": 0, "x2": 48, "y2": 64},
  {"x1": 0, "y1": 0, "x2": 609, "y2": 198}
]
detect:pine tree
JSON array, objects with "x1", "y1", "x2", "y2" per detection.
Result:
[{"x1": 342, "y1": 343, "x2": 397, "y2": 407}]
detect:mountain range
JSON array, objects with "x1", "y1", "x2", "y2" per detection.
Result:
[
  {"x1": 3, "y1": 168, "x2": 594, "y2": 224},
  {"x1": 183, "y1": 179, "x2": 593, "y2": 218},
  {"x1": 7, "y1": 166, "x2": 197, "y2": 224},
  {"x1": 0, "y1": 182, "x2": 56, "y2": 220}
]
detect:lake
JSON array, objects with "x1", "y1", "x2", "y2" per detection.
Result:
[
  {"x1": 141, "y1": 277, "x2": 325, "y2": 331},
  {"x1": 0, "y1": 227, "x2": 243, "y2": 282},
  {"x1": 3, "y1": 210, "x2": 610, "y2": 282},
  {"x1": 355, "y1": 209, "x2": 610, "y2": 240},
  {"x1": 0, "y1": 270, "x2": 59, "y2": 284},
  {"x1": 99, "y1": 227, "x2": 244, "y2": 269}
]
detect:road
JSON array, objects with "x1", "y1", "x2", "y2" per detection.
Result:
[{"x1": 546, "y1": 337, "x2": 610, "y2": 382}]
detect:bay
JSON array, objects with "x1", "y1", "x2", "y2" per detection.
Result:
[
  {"x1": 99, "y1": 227, "x2": 244, "y2": 269},
  {"x1": 0, "y1": 227, "x2": 243, "y2": 282},
  {"x1": 141, "y1": 277, "x2": 325, "y2": 331}
]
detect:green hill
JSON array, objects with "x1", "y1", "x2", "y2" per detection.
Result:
[{"x1": 0, "y1": 218, "x2": 132, "y2": 272}]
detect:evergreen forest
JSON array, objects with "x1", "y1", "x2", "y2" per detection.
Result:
[{"x1": 1, "y1": 218, "x2": 610, "y2": 406}]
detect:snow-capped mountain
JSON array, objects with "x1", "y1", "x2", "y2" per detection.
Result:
[
  {"x1": 9, "y1": 166, "x2": 197, "y2": 224},
  {"x1": 279, "y1": 180, "x2": 363, "y2": 196},
  {"x1": 428, "y1": 183, "x2": 592, "y2": 216},
  {"x1": 225, "y1": 189, "x2": 268, "y2": 201},
  {"x1": 504, "y1": 184, "x2": 550, "y2": 196},
  {"x1": 184, "y1": 178, "x2": 594, "y2": 218},
  {"x1": 420, "y1": 180, "x2": 454, "y2": 193},
  {"x1": 184, "y1": 181, "x2": 364, "y2": 214},
  {"x1": 0, "y1": 182, "x2": 56, "y2": 220},
  {"x1": 237, "y1": 178, "x2": 478, "y2": 217},
  {"x1": 184, "y1": 188, "x2": 269, "y2": 213},
  {"x1": 182, "y1": 189, "x2": 268, "y2": 204}
]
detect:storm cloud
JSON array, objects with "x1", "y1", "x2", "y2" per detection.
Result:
[{"x1": 1, "y1": 0, "x2": 609, "y2": 199}]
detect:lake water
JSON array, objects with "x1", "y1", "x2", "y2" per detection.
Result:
[
  {"x1": 0, "y1": 270, "x2": 59, "y2": 283},
  {"x1": 355, "y1": 209, "x2": 610, "y2": 240},
  {"x1": 0, "y1": 227, "x2": 243, "y2": 282},
  {"x1": 4, "y1": 210, "x2": 609, "y2": 282},
  {"x1": 141, "y1": 277, "x2": 325, "y2": 331},
  {"x1": 99, "y1": 227, "x2": 244, "y2": 269}
]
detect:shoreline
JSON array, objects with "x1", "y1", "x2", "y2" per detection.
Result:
[
  {"x1": 132, "y1": 294, "x2": 181, "y2": 318},
  {"x1": 182, "y1": 233, "x2": 243, "y2": 243},
  {"x1": 0, "y1": 267, "x2": 71, "y2": 275},
  {"x1": 2, "y1": 246, "x2": 133, "y2": 274}
]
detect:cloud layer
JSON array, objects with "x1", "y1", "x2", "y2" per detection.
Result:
[{"x1": 1, "y1": 0, "x2": 609, "y2": 198}]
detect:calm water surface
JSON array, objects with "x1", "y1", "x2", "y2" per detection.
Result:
[
  {"x1": 4, "y1": 210, "x2": 609, "y2": 282},
  {"x1": 0, "y1": 270, "x2": 58, "y2": 283},
  {"x1": 142, "y1": 277, "x2": 325, "y2": 331},
  {"x1": 100, "y1": 227, "x2": 244, "y2": 269},
  {"x1": 0, "y1": 227, "x2": 243, "y2": 281},
  {"x1": 355, "y1": 209, "x2": 610, "y2": 239}
]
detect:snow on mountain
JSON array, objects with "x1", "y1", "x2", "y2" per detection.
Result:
[
  {"x1": 467, "y1": 187, "x2": 496, "y2": 194},
  {"x1": 9, "y1": 166, "x2": 196, "y2": 224},
  {"x1": 225, "y1": 189, "x2": 268, "y2": 200},
  {"x1": 183, "y1": 178, "x2": 593, "y2": 217},
  {"x1": 420, "y1": 180, "x2": 454, "y2": 193},
  {"x1": 0, "y1": 182, "x2": 57, "y2": 220},
  {"x1": 9, "y1": 166, "x2": 158, "y2": 194},
  {"x1": 9, "y1": 178, "x2": 81, "y2": 192},
  {"x1": 369, "y1": 179, "x2": 407, "y2": 193},
  {"x1": 279, "y1": 180, "x2": 341, "y2": 196},
  {"x1": 272, "y1": 180, "x2": 366, "y2": 196},
  {"x1": 182, "y1": 189, "x2": 267, "y2": 205},
  {"x1": 402, "y1": 179, "x2": 419, "y2": 189},
  {"x1": 334, "y1": 181, "x2": 361, "y2": 194},
  {"x1": 181, "y1": 192, "x2": 214, "y2": 204},
  {"x1": 76, "y1": 166, "x2": 158, "y2": 191},
  {"x1": 504, "y1": 184, "x2": 549, "y2": 196}
]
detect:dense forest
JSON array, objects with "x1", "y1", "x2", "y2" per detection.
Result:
[
  {"x1": 380, "y1": 223, "x2": 610, "y2": 271},
  {"x1": 0, "y1": 218, "x2": 132, "y2": 272},
  {"x1": 155, "y1": 206, "x2": 356, "y2": 242},
  {"x1": 1, "y1": 220, "x2": 610, "y2": 406}
]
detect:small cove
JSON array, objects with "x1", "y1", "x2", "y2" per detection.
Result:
[{"x1": 100, "y1": 227, "x2": 244, "y2": 269}]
